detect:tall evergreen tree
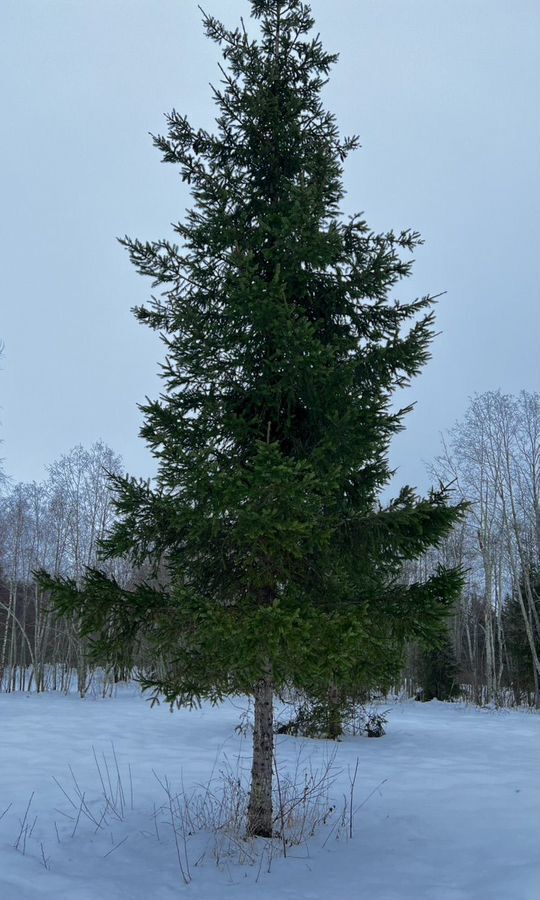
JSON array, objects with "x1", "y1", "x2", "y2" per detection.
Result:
[
  {"x1": 502, "y1": 572, "x2": 540, "y2": 702},
  {"x1": 37, "y1": 0, "x2": 465, "y2": 837},
  {"x1": 417, "y1": 632, "x2": 459, "y2": 701}
]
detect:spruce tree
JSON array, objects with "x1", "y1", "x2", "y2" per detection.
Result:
[
  {"x1": 37, "y1": 0, "x2": 465, "y2": 837},
  {"x1": 418, "y1": 633, "x2": 459, "y2": 701},
  {"x1": 502, "y1": 573, "x2": 540, "y2": 702}
]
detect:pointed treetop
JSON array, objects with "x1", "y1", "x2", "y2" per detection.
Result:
[
  {"x1": 249, "y1": 0, "x2": 314, "y2": 26},
  {"x1": 200, "y1": 0, "x2": 337, "y2": 78}
]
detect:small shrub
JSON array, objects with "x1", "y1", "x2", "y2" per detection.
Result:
[{"x1": 363, "y1": 709, "x2": 389, "y2": 737}]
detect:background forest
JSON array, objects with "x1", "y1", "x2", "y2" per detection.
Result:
[{"x1": 1, "y1": 390, "x2": 538, "y2": 707}]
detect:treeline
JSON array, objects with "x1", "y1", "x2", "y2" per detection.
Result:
[
  {"x1": 0, "y1": 442, "x2": 133, "y2": 694},
  {"x1": 404, "y1": 390, "x2": 540, "y2": 706},
  {"x1": 0, "y1": 391, "x2": 538, "y2": 705}
]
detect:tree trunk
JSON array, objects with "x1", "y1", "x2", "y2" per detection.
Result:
[
  {"x1": 327, "y1": 683, "x2": 343, "y2": 740},
  {"x1": 533, "y1": 663, "x2": 540, "y2": 710},
  {"x1": 247, "y1": 668, "x2": 274, "y2": 837}
]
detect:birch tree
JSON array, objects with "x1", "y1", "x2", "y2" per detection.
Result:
[{"x1": 432, "y1": 391, "x2": 540, "y2": 704}]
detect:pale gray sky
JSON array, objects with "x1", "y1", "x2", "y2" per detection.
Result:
[{"x1": 1, "y1": 0, "x2": 539, "y2": 492}]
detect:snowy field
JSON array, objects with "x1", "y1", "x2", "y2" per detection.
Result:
[{"x1": 0, "y1": 688, "x2": 538, "y2": 900}]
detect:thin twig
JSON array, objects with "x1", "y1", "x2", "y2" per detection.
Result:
[
  {"x1": 273, "y1": 751, "x2": 287, "y2": 857},
  {"x1": 0, "y1": 802, "x2": 12, "y2": 822},
  {"x1": 71, "y1": 793, "x2": 86, "y2": 839},
  {"x1": 349, "y1": 757, "x2": 359, "y2": 839},
  {"x1": 103, "y1": 834, "x2": 129, "y2": 858},
  {"x1": 40, "y1": 841, "x2": 49, "y2": 869},
  {"x1": 14, "y1": 792, "x2": 34, "y2": 852}
]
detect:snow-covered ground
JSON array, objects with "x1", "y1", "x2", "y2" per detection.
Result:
[{"x1": 0, "y1": 688, "x2": 538, "y2": 899}]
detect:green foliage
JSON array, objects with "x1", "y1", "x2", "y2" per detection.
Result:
[
  {"x1": 502, "y1": 574, "x2": 540, "y2": 697},
  {"x1": 276, "y1": 695, "x2": 389, "y2": 740},
  {"x1": 35, "y1": 0, "x2": 465, "y2": 706},
  {"x1": 417, "y1": 632, "x2": 459, "y2": 701}
]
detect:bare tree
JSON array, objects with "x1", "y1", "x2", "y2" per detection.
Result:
[
  {"x1": 0, "y1": 442, "x2": 127, "y2": 694},
  {"x1": 430, "y1": 391, "x2": 540, "y2": 705}
]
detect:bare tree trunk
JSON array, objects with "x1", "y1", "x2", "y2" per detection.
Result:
[
  {"x1": 247, "y1": 668, "x2": 274, "y2": 837},
  {"x1": 494, "y1": 561, "x2": 505, "y2": 696},
  {"x1": 327, "y1": 683, "x2": 343, "y2": 740},
  {"x1": 532, "y1": 662, "x2": 540, "y2": 710},
  {"x1": 484, "y1": 609, "x2": 495, "y2": 704}
]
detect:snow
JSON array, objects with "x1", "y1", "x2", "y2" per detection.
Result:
[{"x1": 0, "y1": 688, "x2": 538, "y2": 899}]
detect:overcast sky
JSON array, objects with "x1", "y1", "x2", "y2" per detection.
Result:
[{"x1": 1, "y1": 0, "x2": 538, "y2": 493}]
